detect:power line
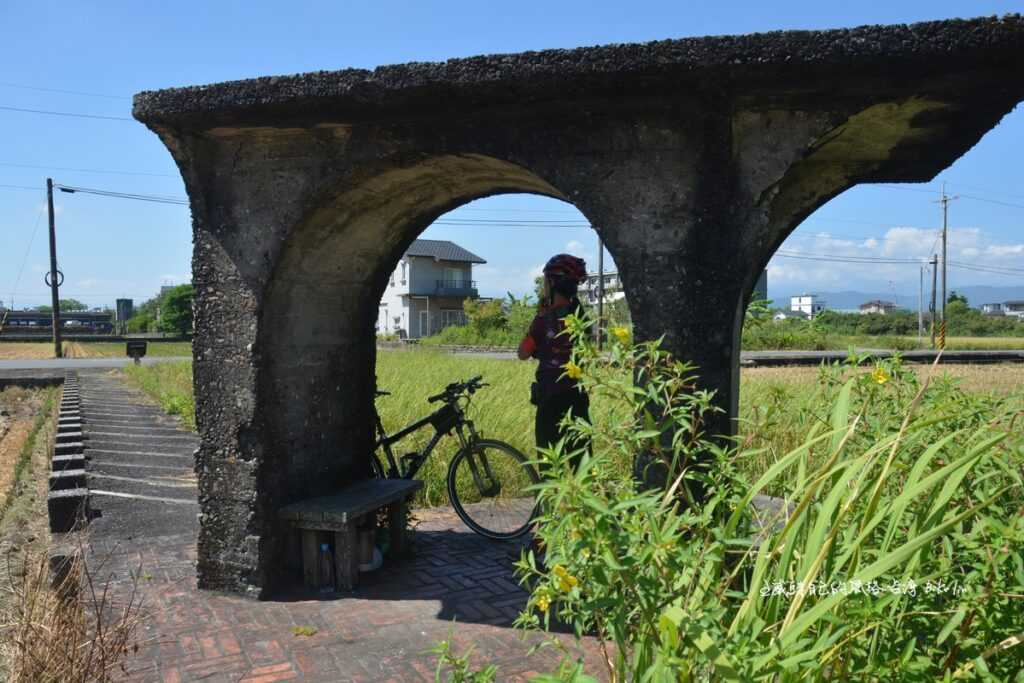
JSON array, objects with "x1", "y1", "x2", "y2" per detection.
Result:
[
  {"x1": 948, "y1": 261, "x2": 1024, "y2": 276},
  {"x1": 875, "y1": 184, "x2": 943, "y2": 196},
  {"x1": 0, "y1": 105, "x2": 132, "y2": 121},
  {"x1": 946, "y1": 181, "x2": 1024, "y2": 203},
  {"x1": 0, "y1": 162, "x2": 177, "y2": 178},
  {"x1": 54, "y1": 184, "x2": 188, "y2": 205},
  {"x1": 8, "y1": 204, "x2": 46, "y2": 309},
  {"x1": 0, "y1": 183, "x2": 42, "y2": 191},
  {"x1": 0, "y1": 81, "x2": 127, "y2": 100},
  {"x1": 776, "y1": 249, "x2": 924, "y2": 263},
  {"x1": 957, "y1": 193, "x2": 1024, "y2": 211}
]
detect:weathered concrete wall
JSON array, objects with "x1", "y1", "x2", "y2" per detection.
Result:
[{"x1": 134, "y1": 16, "x2": 1024, "y2": 596}]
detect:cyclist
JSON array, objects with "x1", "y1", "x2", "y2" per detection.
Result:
[{"x1": 517, "y1": 253, "x2": 591, "y2": 468}]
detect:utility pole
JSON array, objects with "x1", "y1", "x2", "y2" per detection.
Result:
[
  {"x1": 596, "y1": 235, "x2": 605, "y2": 350},
  {"x1": 935, "y1": 182, "x2": 958, "y2": 350},
  {"x1": 46, "y1": 178, "x2": 63, "y2": 358},
  {"x1": 929, "y1": 254, "x2": 938, "y2": 349},
  {"x1": 918, "y1": 264, "x2": 924, "y2": 344}
]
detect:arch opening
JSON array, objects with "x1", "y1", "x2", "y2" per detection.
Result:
[{"x1": 255, "y1": 153, "x2": 633, "y2": 588}]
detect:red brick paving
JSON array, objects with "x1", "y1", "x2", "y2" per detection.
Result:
[
  {"x1": 78, "y1": 368, "x2": 604, "y2": 681},
  {"x1": 88, "y1": 515, "x2": 606, "y2": 682}
]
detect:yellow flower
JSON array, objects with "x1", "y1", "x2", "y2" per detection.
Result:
[
  {"x1": 553, "y1": 564, "x2": 579, "y2": 592},
  {"x1": 871, "y1": 367, "x2": 890, "y2": 385},
  {"x1": 563, "y1": 362, "x2": 583, "y2": 380},
  {"x1": 611, "y1": 326, "x2": 630, "y2": 345},
  {"x1": 536, "y1": 594, "x2": 550, "y2": 612}
]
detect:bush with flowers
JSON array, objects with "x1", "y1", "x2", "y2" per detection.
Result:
[{"x1": 431, "y1": 314, "x2": 1023, "y2": 681}]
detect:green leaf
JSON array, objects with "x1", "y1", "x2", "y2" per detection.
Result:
[
  {"x1": 689, "y1": 630, "x2": 741, "y2": 681},
  {"x1": 937, "y1": 608, "x2": 966, "y2": 646}
]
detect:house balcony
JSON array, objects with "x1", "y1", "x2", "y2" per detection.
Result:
[{"x1": 433, "y1": 280, "x2": 479, "y2": 298}]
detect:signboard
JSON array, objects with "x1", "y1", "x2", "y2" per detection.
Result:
[{"x1": 126, "y1": 340, "x2": 147, "y2": 364}]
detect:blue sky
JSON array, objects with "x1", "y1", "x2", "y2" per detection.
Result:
[{"x1": 1, "y1": 0, "x2": 1022, "y2": 311}]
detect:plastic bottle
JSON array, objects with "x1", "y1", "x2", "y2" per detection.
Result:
[{"x1": 318, "y1": 543, "x2": 334, "y2": 592}]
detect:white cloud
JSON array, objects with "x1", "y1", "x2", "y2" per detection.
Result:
[
  {"x1": 986, "y1": 244, "x2": 1024, "y2": 257},
  {"x1": 770, "y1": 224, "x2": 1023, "y2": 294},
  {"x1": 472, "y1": 264, "x2": 544, "y2": 299}
]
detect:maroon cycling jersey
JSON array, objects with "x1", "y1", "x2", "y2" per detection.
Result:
[{"x1": 525, "y1": 302, "x2": 583, "y2": 396}]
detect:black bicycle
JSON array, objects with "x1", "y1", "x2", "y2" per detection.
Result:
[{"x1": 371, "y1": 375, "x2": 540, "y2": 540}]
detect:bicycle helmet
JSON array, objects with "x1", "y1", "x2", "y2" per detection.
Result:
[{"x1": 542, "y1": 254, "x2": 587, "y2": 283}]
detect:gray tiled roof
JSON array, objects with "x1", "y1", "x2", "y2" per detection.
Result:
[{"x1": 405, "y1": 239, "x2": 486, "y2": 264}]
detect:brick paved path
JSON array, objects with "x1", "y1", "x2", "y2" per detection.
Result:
[{"x1": 79, "y1": 370, "x2": 604, "y2": 682}]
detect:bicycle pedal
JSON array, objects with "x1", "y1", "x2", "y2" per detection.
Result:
[{"x1": 481, "y1": 484, "x2": 501, "y2": 498}]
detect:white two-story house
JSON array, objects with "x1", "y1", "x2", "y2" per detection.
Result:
[{"x1": 378, "y1": 239, "x2": 486, "y2": 339}]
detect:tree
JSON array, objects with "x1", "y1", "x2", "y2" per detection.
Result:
[
  {"x1": 33, "y1": 298, "x2": 89, "y2": 313},
  {"x1": 463, "y1": 297, "x2": 506, "y2": 335},
  {"x1": 159, "y1": 284, "x2": 194, "y2": 336},
  {"x1": 947, "y1": 291, "x2": 968, "y2": 305}
]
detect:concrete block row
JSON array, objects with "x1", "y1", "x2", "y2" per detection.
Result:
[{"x1": 48, "y1": 373, "x2": 89, "y2": 533}]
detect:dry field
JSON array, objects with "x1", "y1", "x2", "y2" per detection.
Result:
[
  {"x1": 0, "y1": 388, "x2": 45, "y2": 511},
  {"x1": 0, "y1": 344, "x2": 53, "y2": 360}
]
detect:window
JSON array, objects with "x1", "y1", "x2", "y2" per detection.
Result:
[
  {"x1": 443, "y1": 267, "x2": 463, "y2": 285},
  {"x1": 401, "y1": 261, "x2": 407, "y2": 284},
  {"x1": 390, "y1": 270, "x2": 395, "y2": 286}
]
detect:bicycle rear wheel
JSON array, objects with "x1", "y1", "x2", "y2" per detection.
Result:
[{"x1": 447, "y1": 439, "x2": 539, "y2": 540}]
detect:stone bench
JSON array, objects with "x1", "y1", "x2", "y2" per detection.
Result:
[{"x1": 278, "y1": 479, "x2": 423, "y2": 591}]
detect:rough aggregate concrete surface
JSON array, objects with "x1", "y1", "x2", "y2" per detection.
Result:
[
  {"x1": 134, "y1": 15, "x2": 1023, "y2": 124},
  {"x1": 132, "y1": 16, "x2": 1024, "y2": 597}
]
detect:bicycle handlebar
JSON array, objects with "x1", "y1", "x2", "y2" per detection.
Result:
[{"x1": 427, "y1": 375, "x2": 487, "y2": 403}]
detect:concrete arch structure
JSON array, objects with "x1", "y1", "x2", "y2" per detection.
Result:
[{"x1": 134, "y1": 15, "x2": 1024, "y2": 596}]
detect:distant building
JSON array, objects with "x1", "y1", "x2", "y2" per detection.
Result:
[
  {"x1": 579, "y1": 270, "x2": 625, "y2": 305},
  {"x1": 774, "y1": 310, "x2": 811, "y2": 321},
  {"x1": 790, "y1": 294, "x2": 826, "y2": 318},
  {"x1": 980, "y1": 302, "x2": 1004, "y2": 316},
  {"x1": 1004, "y1": 300, "x2": 1024, "y2": 319},
  {"x1": 859, "y1": 300, "x2": 897, "y2": 315},
  {"x1": 378, "y1": 239, "x2": 485, "y2": 339}
]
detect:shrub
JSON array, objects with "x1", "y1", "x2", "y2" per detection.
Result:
[{"x1": 495, "y1": 315, "x2": 1024, "y2": 681}]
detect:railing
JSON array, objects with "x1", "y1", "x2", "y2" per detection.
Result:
[{"x1": 434, "y1": 280, "x2": 478, "y2": 297}]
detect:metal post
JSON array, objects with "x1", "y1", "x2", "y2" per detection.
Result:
[
  {"x1": 918, "y1": 265, "x2": 923, "y2": 344},
  {"x1": 596, "y1": 235, "x2": 604, "y2": 350},
  {"x1": 935, "y1": 182, "x2": 957, "y2": 351},
  {"x1": 46, "y1": 178, "x2": 63, "y2": 358},
  {"x1": 929, "y1": 254, "x2": 938, "y2": 349}
]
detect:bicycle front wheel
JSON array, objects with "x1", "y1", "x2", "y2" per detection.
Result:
[{"x1": 447, "y1": 439, "x2": 539, "y2": 540}]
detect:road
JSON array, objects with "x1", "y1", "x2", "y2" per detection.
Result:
[
  {"x1": 0, "y1": 356, "x2": 191, "y2": 372},
  {"x1": 2, "y1": 348, "x2": 1023, "y2": 375}
]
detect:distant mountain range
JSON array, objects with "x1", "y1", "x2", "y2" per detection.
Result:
[{"x1": 768, "y1": 285, "x2": 1024, "y2": 312}]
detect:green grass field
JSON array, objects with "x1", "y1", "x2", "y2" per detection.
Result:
[{"x1": 121, "y1": 349, "x2": 1024, "y2": 507}]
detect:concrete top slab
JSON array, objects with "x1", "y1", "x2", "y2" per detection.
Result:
[
  {"x1": 133, "y1": 15, "x2": 1024, "y2": 127},
  {"x1": 279, "y1": 479, "x2": 423, "y2": 525}
]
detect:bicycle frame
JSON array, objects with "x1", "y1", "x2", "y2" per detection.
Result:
[{"x1": 373, "y1": 400, "x2": 476, "y2": 480}]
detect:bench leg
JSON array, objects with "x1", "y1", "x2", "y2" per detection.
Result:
[
  {"x1": 301, "y1": 530, "x2": 319, "y2": 589},
  {"x1": 334, "y1": 524, "x2": 359, "y2": 591},
  {"x1": 388, "y1": 500, "x2": 407, "y2": 557}
]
